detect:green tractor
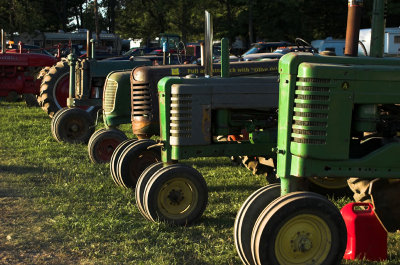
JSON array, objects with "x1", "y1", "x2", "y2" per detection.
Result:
[
  {"x1": 87, "y1": 69, "x2": 132, "y2": 163},
  {"x1": 127, "y1": 43, "x2": 347, "y2": 226},
  {"x1": 88, "y1": 60, "x2": 280, "y2": 164},
  {"x1": 41, "y1": 33, "x2": 183, "y2": 144},
  {"x1": 43, "y1": 37, "x2": 153, "y2": 144},
  {"x1": 234, "y1": 0, "x2": 400, "y2": 264},
  {"x1": 111, "y1": 12, "x2": 356, "y2": 228}
]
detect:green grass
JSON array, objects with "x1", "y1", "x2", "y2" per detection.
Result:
[{"x1": 0, "y1": 102, "x2": 399, "y2": 264}]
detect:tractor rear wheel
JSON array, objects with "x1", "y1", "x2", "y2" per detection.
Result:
[
  {"x1": 52, "y1": 108, "x2": 95, "y2": 144},
  {"x1": 240, "y1": 156, "x2": 278, "y2": 184},
  {"x1": 38, "y1": 60, "x2": 96, "y2": 118},
  {"x1": 240, "y1": 156, "x2": 350, "y2": 196},
  {"x1": 38, "y1": 60, "x2": 70, "y2": 117},
  {"x1": 5, "y1": 91, "x2": 18, "y2": 102},
  {"x1": 305, "y1": 177, "x2": 351, "y2": 197},
  {"x1": 37, "y1": 66, "x2": 51, "y2": 80},
  {"x1": 88, "y1": 128, "x2": 127, "y2": 163}
]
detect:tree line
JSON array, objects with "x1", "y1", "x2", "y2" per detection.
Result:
[{"x1": 1, "y1": 0, "x2": 400, "y2": 47}]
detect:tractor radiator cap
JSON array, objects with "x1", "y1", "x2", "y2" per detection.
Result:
[{"x1": 185, "y1": 74, "x2": 198, "y2": 79}]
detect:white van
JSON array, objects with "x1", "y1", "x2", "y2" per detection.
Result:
[{"x1": 359, "y1": 27, "x2": 400, "y2": 56}]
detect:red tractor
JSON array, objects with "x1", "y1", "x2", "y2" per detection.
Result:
[{"x1": 0, "y1": 30, "x2": 58, "y2": 105}]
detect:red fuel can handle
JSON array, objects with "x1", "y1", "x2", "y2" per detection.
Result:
[{"x1": 341, "y1": 202, "x2": 387, "y2": 261}]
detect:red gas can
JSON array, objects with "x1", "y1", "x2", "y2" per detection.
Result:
[{"x1": 341, "y1": 202, "x2": 387, "y2": 261}]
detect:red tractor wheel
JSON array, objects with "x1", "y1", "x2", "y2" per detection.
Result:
[
  {"x1": 88, "y1": 128, "x2": 128, "y2": 164},
  {"x1": 52, "y1": 108, "x2": 95, "y2": 144},
  {"x1": 39, "y1": 60, "x2": 70, "y2": 117}
]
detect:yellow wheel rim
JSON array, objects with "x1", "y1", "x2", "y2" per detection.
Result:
[
  {"x1": 157, "y1": 177, "x2": 198, "y2": 219},
  {"x1": 275, "y1": 214, "x2": 331, "y2": 265},
  {"x1": 308, "y1": 177, "x2": 348, "y2": 190}
]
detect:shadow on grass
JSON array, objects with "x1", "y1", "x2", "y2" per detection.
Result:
[
  {"x1": 0, "y1": 165, "x2": 46, "y2": 175},
  {"x1": 208, "y1": 184, "x2": 261, "y2": 193},
  {"x1": 200, "y1": 214, "x2": 236, "y2": 228},
  {"x1": 0, "y1": 164, "x2": 73, "y2": 188},
  {"x1": 0, "y1": 188, "x2": 22, "y2": 198},
  {"x1": 184, "y1": 159, "x2": 233, "y2": 168}
]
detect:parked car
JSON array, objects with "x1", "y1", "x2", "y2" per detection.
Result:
[
  {"x1": 241, "y1": 45, "x2": 315, "y2": 61},
  {"x1": 242, "y1": 41, "x2": 292, "y2": 56}
]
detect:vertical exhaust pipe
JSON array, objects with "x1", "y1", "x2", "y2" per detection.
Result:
[
  {"x1": 344, "y1": 0, "x2": 363, "y2": 56},
  {"x1": 1, "y1": 29, "x2": 6, "y2": 54},
  {"x1": 370, "y1": 0, "x2": 387, "y2": 57},
  {"x1": 87, "y1": 30, "x2": 92, "y2": 59},
  {"x1": 220, "y1": 37, "x2": 229, "y2": 78},
  {"x1": 204, "y1": 10, "x2": 213, "y2": 77},
  {"x1": 200, "y1": 42, "x2": 205, "y2": 66}
]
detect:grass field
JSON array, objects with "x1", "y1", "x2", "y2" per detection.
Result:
[{"x1": 0, "y1": 102, "x2": 399, "y2": 264}]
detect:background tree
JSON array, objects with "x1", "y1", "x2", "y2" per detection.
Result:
[{"x1": 0, "y1": 0, "x2": 399, "y2": 49}]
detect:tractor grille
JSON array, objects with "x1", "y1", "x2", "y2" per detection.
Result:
[
  {"x1": 170, "y1": 93, "x2": 192, "y2": 138},
  {"x1": 131, "y1": 83, "x2": 152, "y2": 118},
  {"x1": 103, "y1": 79, "x2": 118, "y2": 113},
  {"x1": 291, "y1": 78, "x2": 331, "y2": 145}
]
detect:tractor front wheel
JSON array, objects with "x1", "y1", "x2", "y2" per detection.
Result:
[
  {"x1": 88, "y1": 128, "x2": 127, "y2": 163},
  {"x1": 109, "y1": 139, "x2": 137, "y2": 186},
  {"x1": 143, "y1": 164, "x2": 208, "y2": 225},
  {"x1": 135, "y1": 161, "x2": 164, "y2": 220},
  {"x1": 116, "y1": 139, "x2": 161, "y2": 189},
  {"x1": 52, "y1": 108, "x2": 95, "y2": 144},
  {"x1": 250, "y1": 192, "x2": 346, "y2": 265},
  {"x1": 234, "y1": 184, "x2": 280, "y2": 265}
]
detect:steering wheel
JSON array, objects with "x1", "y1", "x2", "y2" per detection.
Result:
[
  {"x1": 295, "y1": 38, "x2": 316, "y2": 54},
  {"x1": 176, "y1": 41, "x2": 186, "y2": 64}
]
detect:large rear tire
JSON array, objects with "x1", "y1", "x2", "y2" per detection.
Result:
[
  {"x1": 240, "y1": 156, "x2": 350, "y2": 196},
  {"x1": 38, "y1": 60, "x2": 70, "y2": 117},
  {"x1": 38, "y1": 60, "x2": 96, "y2": 118}
]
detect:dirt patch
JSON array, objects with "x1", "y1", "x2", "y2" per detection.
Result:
[{"x1": 0, "y1": 170, "x2": 81, "y2": 264}]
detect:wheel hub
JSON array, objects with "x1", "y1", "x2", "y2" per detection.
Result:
[
  {"x1": 70, "y1": 124, "x2": 79, "y2": 132},
  {"x1": 158, "y1": 177, "x2": 198, "y2": 217},
  {"x1": 291, "y1": 232, "x2": 312, "y2": 253},
  {"x1": 275, "y1": 213, "x2": 331, "y2": 264},
  {"x1": 167, "y1": 189, "x2": 184, "y2": 205}
]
